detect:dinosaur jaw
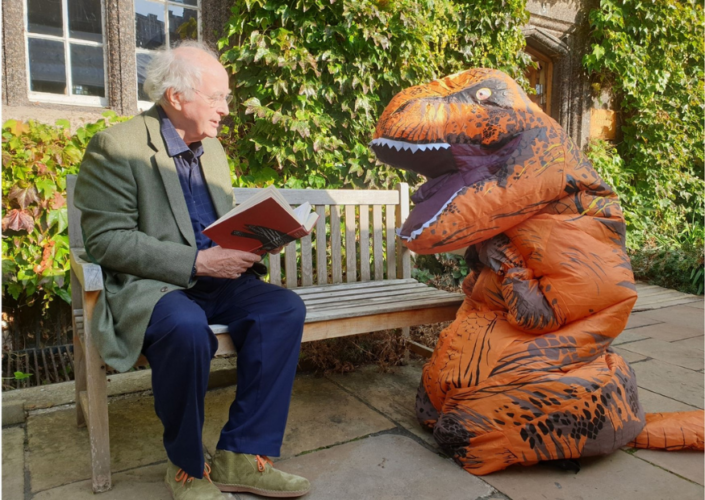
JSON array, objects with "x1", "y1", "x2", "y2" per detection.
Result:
[
  {"x1": 369, "y1": 138, "x2": 457, "y2": 179},
  {"x1": 370, "y1": 134, "x2": 524, "y2": 244}
]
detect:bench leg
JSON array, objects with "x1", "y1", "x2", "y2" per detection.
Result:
[
  {"x1": 83, "y1": 291, "x2": 112, "y2": 493},
  {"x1": 401, "y1": 326, "x2": 410, "y2": 365},
  {"x1": 74, "y1": 314, "x2": 87, "y2": 428}
]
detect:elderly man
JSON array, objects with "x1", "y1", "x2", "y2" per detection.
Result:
[{"x1": 75, "y1": 41, "x2": 310, "y2": 499}]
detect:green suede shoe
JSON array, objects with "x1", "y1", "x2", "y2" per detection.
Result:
[
  {"x1": 210, "y1": 449, "x2": 310, "y2": 498},
  {"x1": 164, "y1": 459, "x2": 223, "y2": 500}
]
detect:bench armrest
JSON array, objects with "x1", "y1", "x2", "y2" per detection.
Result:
[{"x1": 70, "y1": 248, "x2": 104, "y2": 292}]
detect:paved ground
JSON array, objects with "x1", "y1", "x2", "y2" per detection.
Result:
[{"x1": 3, "y1": 288, "x2": 703, "y2": 499}]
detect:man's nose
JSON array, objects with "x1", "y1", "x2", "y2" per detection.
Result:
[{"x1": 215, "y1": 99, "x2": 229, "y2": 116}]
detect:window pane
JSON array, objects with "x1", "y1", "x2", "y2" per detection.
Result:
[
  {"x1": 135, "y1": 0, "x2": 165, "y2": 50},
  {"x1": 27, "y1": 0, "x2": 63, "y2": 37},
  {"x1": 169, "y1": 0, "x2": 197, "y2": 6},
  {"x1": 28, "y1": 38, "x2": 66, "y2": 94},
  {"x1": 136, "y1": 52, "x2": 153, "y2": 101},
  {"x1": 68, "y1": 0, "x2": 103, "y2": 42},
  {"x1": 70, "y1": 44, "x2": 105, "y2": 96},
  {"x1": 169, "y1": 6, "x2": 198, "y2": 46}
]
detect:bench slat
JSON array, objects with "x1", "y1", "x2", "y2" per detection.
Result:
[
  {"x1": 305, "y1": 289, "x2": 458, "y2": 310},
  {"x1": 305, "y1": 295, "x2": 463, "y2": 323},
  {"x1": 301, "y1": 233, "x2": 313, "y2": 287},
  {"x1": 396, "y1": 184, "x2": 411, "y2": 279},
  {"x1": 315, "y1": 206, "x2": 327, "y2": 285},
  {"x1": 269, "y1": 251, "x2": 281, "y2": 286},
  {"x1": 385, "y1": 204, "x2": 396, "y2": 280},
  {"x1": 345, "y1": 205, "x2": 357, "y2": 283},
  {"x1": 233, "y1": 188, "x2": 399, "y2": 206},
  {"x1": 359, "y1": 205, "x2": 370, "y2": 281},
  {"x1": 285, "y1": 240, "x2": 297, "y2": 288},
  {"x1": 291, "y1": 278, "x2": 418, "y2": 295},
  {"x1": 373, "y1": 206, "x2": 384, "y2": 280},
  {"x1": 330, "y1": 206, "x2": 342, "y2": 283},
  {"x1": 299, "y1": 281, "x2": 430, "y2": 301}
]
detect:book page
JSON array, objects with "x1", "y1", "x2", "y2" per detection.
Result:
[{"x1": 292, "y1": 202, "x2": 311, "y2": 224}]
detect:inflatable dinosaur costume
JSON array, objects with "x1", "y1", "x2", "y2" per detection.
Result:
[{"x1": 370, "y1": 69, "x2": 703, "y2": 475}]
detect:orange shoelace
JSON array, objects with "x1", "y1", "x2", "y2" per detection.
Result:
[
  {"x1": 255, "y1": 455, "x2": 274, "y2": 472},
  {"x1": 174, "y1": 463, "x2": 213, "y2": 486}
]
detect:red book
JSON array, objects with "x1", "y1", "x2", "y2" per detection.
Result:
[{"x1": 203, "y1": 186, "x2": 319, "y2": 255}]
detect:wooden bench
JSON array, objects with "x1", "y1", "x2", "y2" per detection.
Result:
[{"x1": 67, "y1": 175, "x2": 464, "y2": 492}]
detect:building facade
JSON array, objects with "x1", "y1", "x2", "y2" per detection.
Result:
[{"x1": 2, "y1": 0, "x2": 613, "y2": 145}]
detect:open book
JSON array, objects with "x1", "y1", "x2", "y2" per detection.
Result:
[{"x1": 203, "y1": 186, "x2": 319, "y2": 255}]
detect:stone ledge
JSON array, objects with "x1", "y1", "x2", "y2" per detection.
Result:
[{"x1": 1, "y1": 357, "x2": 237, "y2": 412}]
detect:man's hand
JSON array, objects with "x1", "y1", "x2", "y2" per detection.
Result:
[{"x1": 195, "y1": 246, "x2": 261, "y2": 279}]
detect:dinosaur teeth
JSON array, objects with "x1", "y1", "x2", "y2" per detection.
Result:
[{"x1": 370, "y1": 138, "x2": 450, "y2": 153}]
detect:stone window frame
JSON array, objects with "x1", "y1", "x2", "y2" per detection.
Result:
[
  {"x1": 3, "y1": 0, "x2": 229, "y2": 116},
  {"x1": 24, "y1": 0, "x2": 109, "y2": 108}
]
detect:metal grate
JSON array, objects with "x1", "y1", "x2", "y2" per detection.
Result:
[{"x1": 2, "y1": 345, "x2": 75, "y2": 389}]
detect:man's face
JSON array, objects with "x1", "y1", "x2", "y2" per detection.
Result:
[{"x1": 171, "y1": 56, "x2": 230, "y2": 144}]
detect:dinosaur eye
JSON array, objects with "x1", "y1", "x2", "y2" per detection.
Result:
[{"x1": 476, "y1": 88, "x2": 492, "y2": 101}]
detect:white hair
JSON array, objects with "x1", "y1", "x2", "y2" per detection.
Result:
[{"x1": 143, "y1": 41, "x2": 221, "y2": 105}]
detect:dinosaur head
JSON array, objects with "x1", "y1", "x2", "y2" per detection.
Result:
[{"x1": 370, "y1": 68, "x2": 560, "y2": 251}]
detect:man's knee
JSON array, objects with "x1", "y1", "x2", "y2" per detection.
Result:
[
  {"x1": 276, "y1": 289, "x2": 306, "y2": 324},
  {"x1": 146, "y1": 304, "x2": 215, "y2": 354}
]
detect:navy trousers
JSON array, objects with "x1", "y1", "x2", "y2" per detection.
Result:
[{"x1": 142, "y1": 273, "x2": 305, "y2": 478}]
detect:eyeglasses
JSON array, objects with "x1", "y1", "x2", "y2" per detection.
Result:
[{"x1": 191, "y1": 88, "x2": 233, "y2": 107}]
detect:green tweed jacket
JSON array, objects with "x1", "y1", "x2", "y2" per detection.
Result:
[{"x1": 74, "y1": 106, "x2": 235, "y2": 372}]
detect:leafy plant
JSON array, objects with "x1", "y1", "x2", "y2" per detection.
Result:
[
  {"x1": 584, "y1": 0, "x2": 704, "y2": 294},
  {"x1": 13, "y1": 371, "x2": 32, "y2": 381},
  {"x1": 218, "y1": 0, "x2": 531, "y2": 191},
  {"x1": 1, "y1": 113, "x2": 129, "y2": 306}
]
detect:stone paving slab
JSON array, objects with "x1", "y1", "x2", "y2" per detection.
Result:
[
  {"x1": 636, "y1": 388, "x2": 699, "y2": 413},
  {"x1": 236, "y1": 434, "x2": 496, "y2": 500},
  {"x1": 612, "y1": 346, "x2": 648, "y2": 364},
  {"x1": 615, "y1": 322, "x2": 703, "y2": 343},
  {"x1": 684, "y1": 300, "x2": 704, "y2": 310},
  {"x1": 634, "y1": 449, "x2": 704, "y2": 486},
  {"x1": 618, "y1": 338, "x2": 704, "y2": 371},
  {"x1": 326, "y1": 362, "x2": 438, "y2": 449},
  {"x1": 673, "y1": 335, "x2": 705, "y2": 352},
  {"x1": 630, "y1": 359, "x2": 704, "y2": 409},
  {"x1": 2, "y1": 426, "x2": 25, "y2": 500},
  {"x1": 274, "y1": 375, "x2": 395, "y2": 460},
  {"x1": 26, "y1": 375, "x2": 395, "y2": 494},
  {"x1": 483, "y1": 450, "x2": 704, "y2": 500},
  {"x1": 612, "y1": 328, "x2": 651, "y2": 346},
  {"x1": 625, "y1": 313, "x2": 663, "y2": 330},
  {"x1": 639, "y1": 305, "x2": 704, "y2": 332},
  {"x1": 31, "y1": 463, "x2": 171, "y2": 500}
]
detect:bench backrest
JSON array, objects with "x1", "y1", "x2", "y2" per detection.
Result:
[{"x1": 67, "y1": 176, "x2": 411, "y2": 288}]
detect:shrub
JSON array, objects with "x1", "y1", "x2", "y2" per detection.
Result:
[
  {"x1": 583, "y1": 0, "x2": 704, "y2": 293},
  {"x1": 1, "y1": 113, "x2": 129, "y2": 306},
  {"x1": 218, "y1": 0, "x2": 530, "y2": 190}
]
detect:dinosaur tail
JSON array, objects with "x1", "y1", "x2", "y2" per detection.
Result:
[{"x1": 628, "y1": 411, "x2": 704, "y2": 451}]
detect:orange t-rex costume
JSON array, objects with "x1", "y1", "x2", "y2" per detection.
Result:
[{"x1": 370, "y1": 68, "x2": 703, "y2": 475}]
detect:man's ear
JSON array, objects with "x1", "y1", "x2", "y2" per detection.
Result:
[{"x1": 165, "y1": 88, "x2": 183, "y2": 111}]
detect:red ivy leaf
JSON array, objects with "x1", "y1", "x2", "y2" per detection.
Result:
[
  {"x1": 7, "y1": 185, "x2": 40, "y2": 210},
  {"x1": 35, "y1": 162, "x2": 49, "y2": 175},
  {"x1": 2, "y1": 209, "x2": 35, "y2": 232},
  {"x1": 50, "y1": 191, "x2": 66, "y2": 209}
]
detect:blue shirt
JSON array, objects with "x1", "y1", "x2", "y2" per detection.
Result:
[{"x1": 157, "y1": 106, "x2": 218, "y2": 251}]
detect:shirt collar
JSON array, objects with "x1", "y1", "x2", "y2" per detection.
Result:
[{"x1": 156, "y1": 105, "x2": 204, "y2": 158}]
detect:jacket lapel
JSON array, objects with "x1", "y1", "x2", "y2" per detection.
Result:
[{"x1": 143, "y1": 107, "x2": 197, "y2": 247}]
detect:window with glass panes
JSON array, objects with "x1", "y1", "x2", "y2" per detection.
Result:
[
  {"x1": 24, "y1": 0, "x2": 106, "y2": 104},
  {"x1": 134, "y1": 0, "x2": 200, "y2": 106}
]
